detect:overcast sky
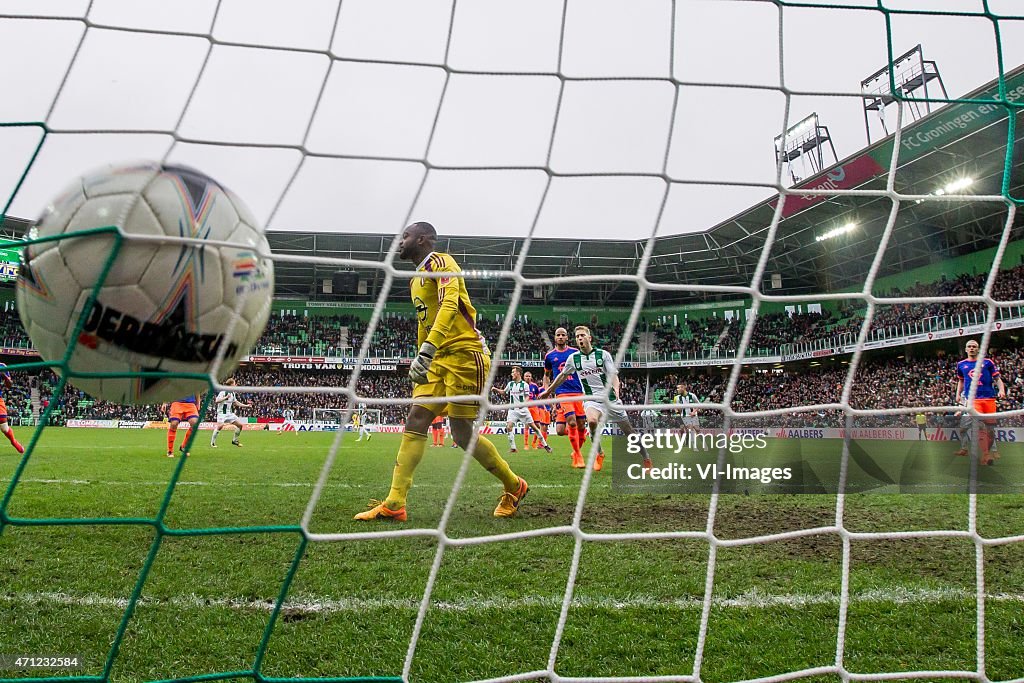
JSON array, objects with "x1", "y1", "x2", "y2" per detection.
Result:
[{"x1": 1, "y1": 0, "x2": 1022, "y2": 241}]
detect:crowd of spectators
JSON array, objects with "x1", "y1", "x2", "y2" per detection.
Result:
[
  {"x1": 642, "y1": 347, "x2": 1024, "y2": 429},
  {"x1": 652, "y1": 318, "x2": 727, "y2": 358},
  {"x1": 256, "y1": 312, "x2": 361, "y2": 356},
  {"x1": 253, "y1": 312, "x2": 629, "y2": 359},
  {"x1": 650, "y1": 263, "x2": 1024, "y2": 359},
  {"x1": 347, "y1": 314, "x2": 417, "y2": 357},
  {"x1": 3, "y1": 259, "x2": 1024, "y2": 430},
  {"x1": 12, "y1": 342, "x2": 1023, "y2": 430},
  {"x1": 476, "y1": 318, "x2": 548, "y2": 357},
  {"x1": 716, "y1": 311, "x2": 838, "y2": 354},
  {"x1": 2, "y1": 261, "x2": 1023, "y2": 365}
]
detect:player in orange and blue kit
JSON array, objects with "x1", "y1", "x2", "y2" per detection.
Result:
[
  {"x1": 0, "y1": 363, "x2": 24, "y2": 454},
  {"x1": 166, "y1": 394, "x2": 200, "y2": 457},
  {"x1": 543, "y1": 328, "x2": 587, "y2": 468},
  {"x1": 955, "y1": 339, "x2": 1005, "y2": 465},
  {"x1": 523, "y1": 371, "x2": 548, "y2": 451}
]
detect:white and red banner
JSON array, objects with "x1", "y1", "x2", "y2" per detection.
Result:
[
  {"x1": 244, "y1": 356, "x2": 399, "y2": 371},
  {"x1": 66, "y1": 419, "x2": 119, "y2": 429}
]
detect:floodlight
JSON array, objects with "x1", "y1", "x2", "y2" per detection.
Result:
[{"x1": 815, "y1": 222, "x2": 857, "y2": 242}]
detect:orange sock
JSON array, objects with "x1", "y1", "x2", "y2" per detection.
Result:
[
  {"x1": 167, "y1": 428, "x2": 176, "y2": 453},
  {"x1": 568, "y1": 425, "x2": 581, "y2": 456}
]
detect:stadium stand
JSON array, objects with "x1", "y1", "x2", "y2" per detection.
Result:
[
  {"x1": 1, "y1": 260, "x2": 1013, "y2": 365},
  {"x1": 13, "y1": 345, "x2": 1023, "y2": 429},
  {"x1": 2, "y1": 256, "x2": 1023, "y2": 428}
]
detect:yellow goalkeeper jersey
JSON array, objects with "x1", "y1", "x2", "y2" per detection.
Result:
[{"x1": 411, "y1": 252, "x2": 488, "y2": 354}]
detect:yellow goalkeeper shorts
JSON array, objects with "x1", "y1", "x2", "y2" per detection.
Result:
[{"x1": 412, "y1": 348, "x2": 490, "y2": 419}]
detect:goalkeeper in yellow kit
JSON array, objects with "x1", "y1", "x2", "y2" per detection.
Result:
[{"x1": 354, "y1": 222, "x2": 528, "y2": 521}]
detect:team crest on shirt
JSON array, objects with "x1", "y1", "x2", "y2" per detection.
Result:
[
  {"x1": 439, "y1": 276, "x2": 453, "y2": 286},
  {"x1": 413, "y1": 296, "x2": 428, "y2": 322}
]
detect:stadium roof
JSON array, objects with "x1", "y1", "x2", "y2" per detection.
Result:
[
  {"x1": 3, "y1": 67, "x2": 1023, "y2": 309},
  {"x1": 260, "y1": 65, "x2": 1024, "y2": 307}
]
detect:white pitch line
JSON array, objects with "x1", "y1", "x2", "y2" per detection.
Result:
[
  {"x1": 10, "y1": 478, "x2": 579, "y2": 489},
  {"x1": 2, "y1": 587, "x2": 1021, "y2": 616}
]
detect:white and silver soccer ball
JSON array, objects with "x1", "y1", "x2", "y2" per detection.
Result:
[{"x1": 16, "y1": 161, "x2": 273, "y2": 404}]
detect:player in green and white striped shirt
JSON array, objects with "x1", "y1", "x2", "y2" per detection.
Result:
[
  {"x1": 492, "y1": 366, "x2": 551, "y2": 453},
  {"x1": 673, "y1": 382, "x2": 703, "y2": 449},
  {"x1": 539, "y1": 326, "x2": 651, "y2": 471}
]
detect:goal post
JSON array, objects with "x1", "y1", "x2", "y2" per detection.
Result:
[{"x1": 312, "y1": 408, "x2": 382, "y2": 428}]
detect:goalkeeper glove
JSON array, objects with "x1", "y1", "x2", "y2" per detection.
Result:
[{"x1": 409, "y1": 342, "x2": 437, "y2": 385}]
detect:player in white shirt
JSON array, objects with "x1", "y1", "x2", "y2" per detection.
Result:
[
  {"x1": 210, "y1": 378, "x2": 251, "y2": 448},
  {"x1": 539, "y1": 326, "x2": 652, "y2": 471},
  {"x1": 673, "y1": 382, "x2": 702, "y2": 449},
  {"x1": 354, "y1": 410, "x2": 375, "y2": 442},
  {"x1": 491, "y1": 366, "x2": 552, "y2": 454},
  {"x1": 278, "y1": 408, "x2": 298, "y2": 434}
]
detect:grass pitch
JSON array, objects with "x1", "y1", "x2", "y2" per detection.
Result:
[{"x1": 1, "y1": 428, "x2": 1024, "y2": 682}]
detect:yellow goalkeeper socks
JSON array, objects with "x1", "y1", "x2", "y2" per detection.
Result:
[
  {"x1": 384, "y1": 431, "x2": 428, "y2": 510},
  {"x1": 470, "y1": 436, "x2": 521, "y2": 492}
]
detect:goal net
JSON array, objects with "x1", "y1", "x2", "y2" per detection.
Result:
[{"x1": 1, "y1": 2, "x2": 1023, "y2": 682}]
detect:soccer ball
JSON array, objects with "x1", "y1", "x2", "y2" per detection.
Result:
[{"x1": 16, "y1": 161, "x2": 274, "y2": 405}]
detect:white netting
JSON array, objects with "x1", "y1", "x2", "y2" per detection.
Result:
[{"x1": 3, "y1": 1, "x2": 1024, "y2": 682}]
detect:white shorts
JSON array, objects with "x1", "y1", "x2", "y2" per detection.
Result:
[
  {"x1": 683, "y1": 416, "x2": 699, "y2": 428},
  {"x1": 583, "y1": 400, "x2": 628, "y2": 424},
  {"x1": 505, "y1": 408, "x2": 534, "y2": 424},
  {"x1": 360, "y1": 424, "x2": 376, "y2": 432},
  {"x1": 217, "y1": 413, "x2": 239, "y2": 424}
]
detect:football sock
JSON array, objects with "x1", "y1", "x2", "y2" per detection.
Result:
[
  {"x1": 233, "y1": 427, "x2": 241, "y2": 443},
  {"x1": 507, "y1": 431, "x2": 515, "y2": 449},
  {"x1": 3, "y1": 426, "x2": 17, "y2": 446},
  {"x1": 568, "y1": 424, "x2": 581, "y2": 456},
  {"x1": 470, "y1": 436, "x2": 521, "y2": 492},
  {"x1": 384, "y1": 431, "x2": 428, "y2": 510},
  {"x1": 167, "y1": 429, "x2": 176, "y2": 453}
]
